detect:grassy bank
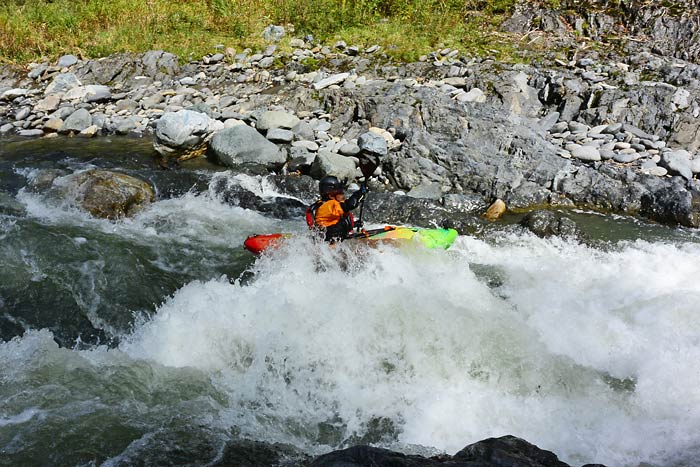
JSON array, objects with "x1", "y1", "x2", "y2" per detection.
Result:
[{"x1": 0, "y1": 0, "x2": 522, "y2": 64}]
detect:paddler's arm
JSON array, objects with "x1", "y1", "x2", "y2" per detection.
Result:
[{"x1": 341, "y1": 185, "x2": 368, "y2": 211}]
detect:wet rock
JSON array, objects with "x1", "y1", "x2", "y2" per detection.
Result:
[
  {"x1": 26, "y1": 169, "x2": 68, "y2": 192},
  {"x1": 311, "y1": 445, "x2": 442, "y2": 467},
  {"x1": 443, "y1": 193, "x2": 488, "y2": 214},
  {"x1": 0, "y1": 191, "x2": 25, "y2": 216},
  {"x1": 640, "y1": 178, "x2": 700, "y2": 227},
  {"x1": 454, "y1": 436, "x2": 571, "y2": 467},
  {"x1": 483, "y1": 199, "x2": 507, "y2": 221},
  {"x1": 18, "y1": 129, "x2": 44, "y2": 137},
  {"x1": 57, "y1": 169, "x2": 155, "y2": 219},
  {"x1": 311, "y1": 435, "x2": 578, "y2": 467},
  {"x1": 362, "y1": 192, "x2": 463, "y2": 229},
  {"x1": 520, "y1": 210, "x2": 581, "y2": 238},
  {"x1": 210, "y1": 124, "x2": 287, "y2": 170},
  {"x1": 268, "y1": 174, "x2": 319, "y2": 201},
  {"x1": 214, "y1": 178, "x2": 307, "y2": 219}
]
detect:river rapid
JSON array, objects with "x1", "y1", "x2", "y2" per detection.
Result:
[{"x1": 1, "y1": 137, "x2": 700, "y2": 466}]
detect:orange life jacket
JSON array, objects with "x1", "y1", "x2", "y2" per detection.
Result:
[{"x1": 305, "y1": 199, "x2": 354, "y2": 236}]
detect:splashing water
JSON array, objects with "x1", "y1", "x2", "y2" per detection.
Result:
[{"x1": 107, "y1": 235, "x2": 700, "y2": 465}]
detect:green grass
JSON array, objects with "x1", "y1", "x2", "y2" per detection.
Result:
[{"x1": 0, "y1": 0, "x2": 526, "y2": 65}]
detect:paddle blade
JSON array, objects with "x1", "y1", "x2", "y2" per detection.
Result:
[{"x1": 358, "y1": 153, "x2": 380, "y2": 179}]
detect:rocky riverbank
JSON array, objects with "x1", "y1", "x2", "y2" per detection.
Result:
[{"x1": 2, "y1": 21, "x2": 700, "y2": 230}]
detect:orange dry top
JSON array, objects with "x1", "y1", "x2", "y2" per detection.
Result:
[{"x1": 314, "y1": 199, "x2": 344, "y2": 227}]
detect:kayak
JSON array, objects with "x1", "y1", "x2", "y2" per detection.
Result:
[{"x1": 243, "y1": 227, "x2": 458, "y2": 255}]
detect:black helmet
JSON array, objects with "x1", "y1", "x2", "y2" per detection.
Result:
[{"x1": 319, "y1": 176, "x2": 345, "y2": 199}]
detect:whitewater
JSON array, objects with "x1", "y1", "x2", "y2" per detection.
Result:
[{"x1": 2, "y1": 167, "x2": 700, "y2": 467}]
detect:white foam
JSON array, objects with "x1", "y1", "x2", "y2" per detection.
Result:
[
  {"x1": 0, "y1": 407, "x2": 45, "y2": 427},
  {"x1": 5, "y1": 223, "x2": 700, "y2": 466},
  {"x1": 115, "y1": 234, "x2": 700, "y2": 465}
]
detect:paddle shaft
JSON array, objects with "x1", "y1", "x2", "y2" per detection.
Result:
[{"x1": 355, "y1": 153, "x2": 380, "y2": 233}]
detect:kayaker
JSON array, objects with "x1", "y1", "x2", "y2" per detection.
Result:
[{"x1": 306, "y1": 175, "x2": 368, "y2": 241}]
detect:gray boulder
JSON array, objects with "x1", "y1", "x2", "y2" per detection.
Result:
[
  {"x1": 84, "y1": 85, "x2": 111, "y2": 103},
  {"x1": 338, "y1": 142, "x2": 361, "y2": 156},
  {"x1": 141, "y1": 50, "x2": 179, "y2": 81},
  {"x1": 154, "y1": 110, "x2": 223, "y2": 156},
  {"x1": 44, "y1": 73, "x2": 81, "y2": 95},
  {"x1": 256, "y1": 111, "x2": 300, "y2": 131},
  {"x1": 111, "y1": 116, "x2": 139, "y2": 135},
  {"x1": 407, "y1": 182, "x2": 442, "y2": 200},
  {"x1": 292, "y1": 121, "x2": 315, "y2": 140},
  {"x1": 57, "y1": 54, "x2": 79, "y2": 68},
  {"x1": 210, "y1": 124, "x2": 287, "y2": 169},
  {"x1": 310, "y1": 150, "x2": 357, "y2": 181},
  {"x1": 266, "y1": 128, "x2": 294, "y2": 143},
  {"x1": 34, "y1": 95, "x2": 61, "y2": 112},
  {"x1": 640, "y1": 179, "x2": 700, "y2": 228},
  {"x1": 262, "y1": 25, "x2": 285, "y2": 42},
  {"x1": 358, "y1": 132, "x2": 388, "y2": 156},
  {"x1": 660, "y1": 150, "x2": 693, "y2": 180},
  {"x1": 59, "y1": 108, "x2": 92, "y2": 134},
  {"x1": 570, "y1": 145, "x2": 601, "y2": 162},
  {"x1": 1, "y1": 88, "x2": 28, "y2": 100}
]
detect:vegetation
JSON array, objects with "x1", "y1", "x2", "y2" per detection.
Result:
[{"x1": 0, "y1": 0, "x2": 523, "y2": 64}]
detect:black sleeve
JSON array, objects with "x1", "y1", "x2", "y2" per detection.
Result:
[
  {"x1": 325, "y1": 216, "x2": 353, "y2": 241},
  {"x1": 341, "y1": 190, "x2": 364, "y2": 211}
]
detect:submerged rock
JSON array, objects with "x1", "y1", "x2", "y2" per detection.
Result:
[
  {"x1": 311, "y1": 435, "x2": 588, "y2": 467},
  {"x1": 57, "y1": 170, "x2": 155, "y2": 219},
  {"x1": 520, "y1": 210, "x2": 581, "y2": 238}
]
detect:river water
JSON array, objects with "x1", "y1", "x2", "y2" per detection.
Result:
[{"x1": 1, "y1": 137, "x2": 700, "y2": 466}]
